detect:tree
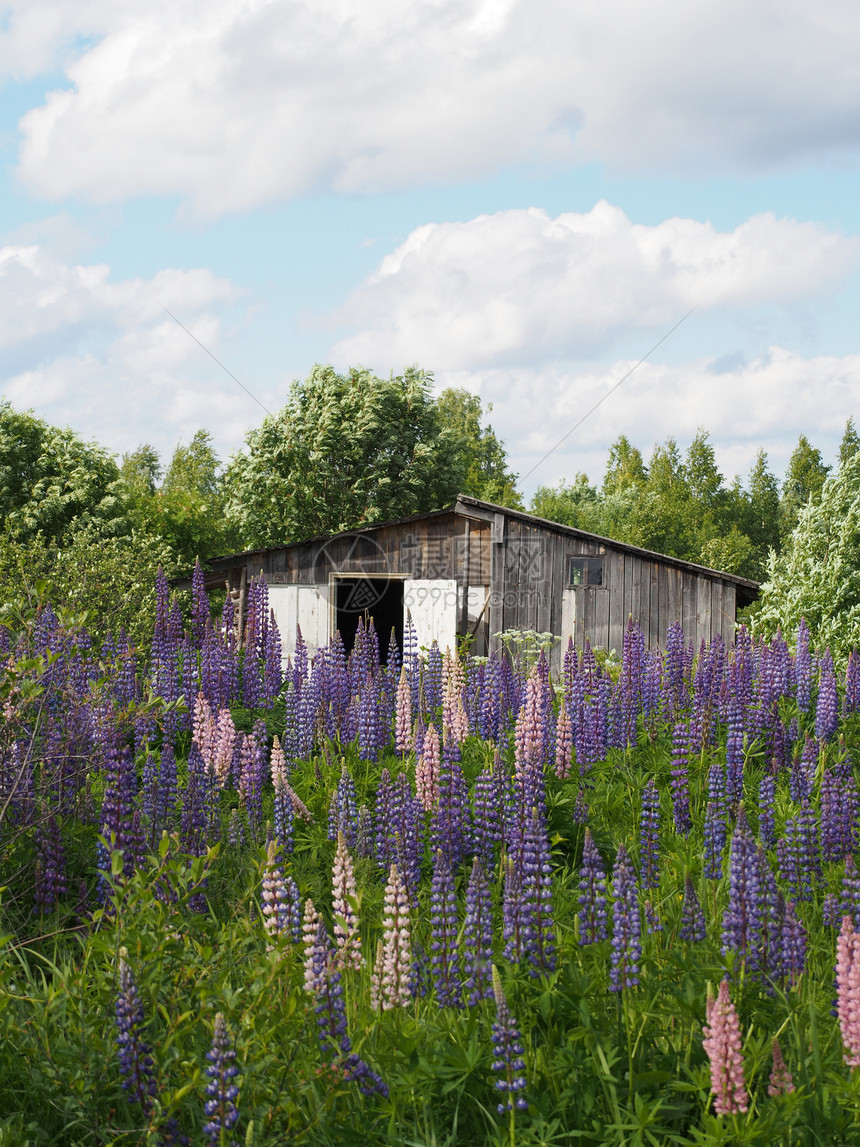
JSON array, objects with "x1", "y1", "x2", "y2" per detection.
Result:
[
  {"x1": 839, "y1": 417, "x2": 860, "y2": 468},
  {"x1": 602, "y1": 436, "x2": 647, "y2": 496},
  {"x1": 753, "y1": 451, "x2": 860, "y2": 662},
  {"x1": 435, "y1": 388, "x2": 522, "y2": 508},
  {"x1": 530, "y1": 475, "x2": 599, "y2": 529},
  {"x1": 223, "y1": 365, "x2": 463, "y2": 548},
  {"x1": 0, "y1": 401, "x2": 127, "y2": 544},
  {"x1": 779, "y1": 435, "x2": 830, "y2": 541}
]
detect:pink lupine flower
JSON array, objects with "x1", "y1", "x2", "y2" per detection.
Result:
[
  {"x1": 702, "y1": 979, "x2": 748, "y2": 1115},
  {"x1": 555, "y1": 700, "x2": 573, "y2": 780},
  {"x1": 416, "y1": 725, "x2": 441, "y2": 812},
  {"x1": 213, "y1": 708, "x2": 237, "y2": 785},
  {"x1": 332, "y1": 832, "x2": 362, "y2": 971},
  {"x1": 270, "y1": 735, "x2": 288, "y2": 789},
  {"x1": 302, "y1": 899, "x2": 322, "y2": 994},
  {"x1": 395, "y1": 668, "x2": 413, "y2": 756},
  {"x1": 287, "y1": 786, "x2": 313, "y2": 822},
  {"x1": 261, "y1": 841, "x2": 285, "y2": 952},
  {"x1": 836, "y1": 915, "x2": 860, "y2": 1066},
  {"x1": 375, "y1": 864, "x2": 412, "y2": 1010},
  {"x1": 193, "y1": 693, "x2": 214, "y2": 760},
  {"x1": 767, "y1": 1037, "x2": 795, "y2": 1096}
]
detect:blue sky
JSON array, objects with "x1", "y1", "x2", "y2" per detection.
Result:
[{"x1": 2, "y1": 0, "x2": 860, "y2": 500}]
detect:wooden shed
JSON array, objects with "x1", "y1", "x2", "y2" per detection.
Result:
[{"x1": 199, "y1": 495, "x2": 758, "y2": 671}]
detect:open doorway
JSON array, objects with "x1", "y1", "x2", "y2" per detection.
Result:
[{"x1": 334, "y1": 577, "x2": 404, "y2": 663}]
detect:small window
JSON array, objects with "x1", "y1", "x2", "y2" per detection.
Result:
[{"x1": 569, "y1": 556, "x2": 604, "y2": 587}]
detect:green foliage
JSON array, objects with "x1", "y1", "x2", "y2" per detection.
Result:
[
  {"x1": 779, "y1": 435, "x2": 831, "y2": 542},
  {"x1": 223, "y1": 365, "x2": 465, "y2": 548},
  {"x1": 435, "y1": 388, "x2": 523, "y2": 509},
  {"x1": 120, "y1": 430, "x2": 236, "y2": 570},
  {"x1": 0, "y1": 401, "x2": 127, "y2": 544},
  {"x1": 753, "y1": 450, "x2": 860, "y2": 660},
  {"x1": 0, "y1": 529, "x2": 175, "y2": 649},
  {"x1": 531, "y1": 431, "x2": 783, "y2": 581}
]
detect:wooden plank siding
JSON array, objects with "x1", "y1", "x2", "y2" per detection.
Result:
[{"x1": 196, "y1": 498, "x2": 756, "y2": 656}]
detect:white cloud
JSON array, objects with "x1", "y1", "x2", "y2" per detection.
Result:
[
  {"x1": 446, "y1": 347, "x2": 860, "y2": 497},
  {"x1": 0, "y1": 243, "x2": 260, "y2": 460},
  {"x1": 330, "y1": 203, "x2": 859, "y2": 370},
  {"x1": 12, "y1": 0, "x2": 860, "y2": 213}
]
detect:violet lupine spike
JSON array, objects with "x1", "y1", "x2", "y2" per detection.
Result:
[
  {"x1": 639, "y1": 779, "x2": 660, "y2": 890},
  {"x1": 491, "y1": 966, "x2": 528, "y2": 1114},
  {"x1": 578, "y1": 829, "x2": 609, "y2": 945},
  {"x1": 780, "y1": 898, "x2": 806, "y2": 985},
  {"x1": 724, "y1": 696, "x2": 745, "y2": 804},
  {"x1": 703, "y1": 800, "x2": 727, "y2": 881},
  {"x1": 670, "y1": 721, "x2": 691, "y2": 834},
  {"x1": 327, "y1": 764, "x2": 359, "y2": 848},
  {"x1": 33, "y1": 808, "x2": 67, "y2": 913},
  {"x1": 429, "y1": 849, "x2": 462, "y2": 1007},
  {"x1": 204, "y1": 1013, "x2": 240, "y2": 1147},
  {"x1": 610, "y1": 843, "x2": 641, "y2": 992},
  {"x1": 190, "y1": 558, "x2": 209, "y2": 648},
  {"x1": 721, "y1": 809, "x2": 766, "y2": 977},
  {"x1": 115, "y1": 948, "x2": 157, "y2": 1115},
  {"x1": 816, "y1": 650, "x2": 839, "y2": 743},
  {"x1": 679, "y1": 875, "x2": 707, "y2": 943},
  {"x1": 757, "y1": 774, "x2": 776, "y2": 849},
  {"x1": 464, "y1": 857, "x2": 494, "y2": 1005},
  {"x1": 836, "y1": 916, "x2": 860, "y2": 1067},
  {"x1": 332, "y1": 832, "x2": 362, "y2": 972},
  {"x1": 431, "y1": 739, "x2": 471, "y2": 870},
  {"x1": 845, "y1": 649, "x2": 860, "y2": 716},
  {"x1": 702, "y1": 979, "x2": 748, "y2": 1116},
  {"x1": 768, "y1": 1037, "x2": 795, "y2": 1097},
  {"x1": 519, "y1": 806, "x2": 556, "y2": 976},
  {"x1": 777, "y1": 802, "x2": 820, "y2": 904},
  {"x1": 100, "y1": 740, "x2": 140, "y2": 890},
  {"x1": 472, "y1": 755, "x2": 506, "y2": 871}
]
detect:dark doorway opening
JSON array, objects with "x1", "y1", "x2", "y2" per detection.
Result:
[{"x1": 335, "y1": 577, "x2": 404, "y2": 663}]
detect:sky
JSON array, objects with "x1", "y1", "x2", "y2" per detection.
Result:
[{"x1": 2, "y1": 0, "x2": 860, "y2": 500}]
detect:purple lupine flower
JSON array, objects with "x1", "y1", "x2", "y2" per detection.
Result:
[
  {"x1": 758, "y1": 774, "x2": 776, "y2": 849},
  {"x1": 429, "y1": 849, "x2": 462, "y2": 1007},
  {"x1": 789, "y1": 735, "x2": 817, "y2": 803},
  {"x1": 204, "y1": 1013, "x2": 240, "y2": 1146},
  {"x1": 99, "y1": 740, "x2": 141, "y2": 892},
  {"x1": 679, "y1": 875, "x2": 706, "y2": 942},
  {"x1": 491, "y1": 967, "x2": 528, "y2": 1114},
  {"x1": 431, "y1": 739, "x2": 472, "y2": 871},
  {"x1": 610, "y1": 843, "x2": 641, "y2": 991},
  {"x1": 327, "y1": 765, "x2": 359, "y2": 848},
  {"x1": 423, "y1": 641, "x2": 443, "y2": 715},
  {"x1": 670, "y1": 721, "x2": 691, "y2": 834},
  {"x1": 721, "y1": 808, "x2": 766, "y2": 975},
  {"x1": 816, "y1": 651, "x2": 839, "y2": 743},
  {"x1": 780, "y1": 898, "x2": 806, "y2": 985},
  {"x1": 463, "y1": 857, "x2": 494, "y2": 1005},
  {"x1": 644, "y1": 899, "x2": 662, "y2": 934},
  {"x1": 794, "y1": 619, "x2": 812, "y2": 712},
  {"x1": 777, "y1": 801, "x2": 820, "y2": 903},
  {"x1": 191, "y1": 558, "x2": 209, "y2": 648},
  {"x1": 520, "y1": 806, "x2": 556, "y2": 976},
  {"x1": 841, "y1": 855, "x2": 860, "y2": 928},
  {"x1": 639, "y1": 779, "x2": 660, "y2": 890},
  {"x1": 724, "y1": 696, "x2": 745, "y2": 804},
  {"x1": 115, "y1": 949, "x2": 157, "y2": 1114},
  {"x1": 472, "y1": 755, "x2": 506, "y2": 871},
  {"x1": 845, "y1": 649, "x2": 860, "y2": 715},
  {"x1": 703, "y1": 801, "x2": 727, "y2": 881},
  {"x1": 33, "y1": 809, "x2": 66, "y2": 913},
  {"x1": 155, "y1": 742, "x2": 178, "y2": 834},
  {"x1": 578, "y1": 829, "x2": 608, "y2": 945}
]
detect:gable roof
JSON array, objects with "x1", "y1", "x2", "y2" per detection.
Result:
[{"x1": 192, "y1": 494, "x2": 759, "y2": 605}]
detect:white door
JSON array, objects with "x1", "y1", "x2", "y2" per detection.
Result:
[
  {"x1": 561, "y1": 588, "x2": 577, "y2": 648},
  {"x1": 404, "y1": 579, "x2": 458, "y2": 655},
  {"x1": 268, "y1": 584, "x2": 331, "y2": 660}
]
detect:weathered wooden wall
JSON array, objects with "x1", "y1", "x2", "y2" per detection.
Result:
[{"x1": 204, "y1": 503, "x2": 749, "y2": 663}]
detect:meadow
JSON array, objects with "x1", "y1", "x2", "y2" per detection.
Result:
[{"x1": 2, "y1": 566, "x2": 860, "y2": 1146}]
